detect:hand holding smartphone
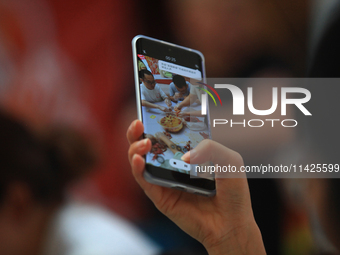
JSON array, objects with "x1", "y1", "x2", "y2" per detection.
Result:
[
  {"x1": 132, "y1": 35, "x2": 215, "y2": 196},
  {"x1": 127, "y1": 122, "x2": 265, "y2": 254}
]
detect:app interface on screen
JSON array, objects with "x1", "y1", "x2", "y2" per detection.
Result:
[{"x1": 138, "y1": 54, "x2": 210, "y2": 175}]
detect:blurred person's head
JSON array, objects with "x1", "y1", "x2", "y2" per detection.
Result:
[
  {"x1": 140, "y1": 70, "x2": 156, "y2": 89},
  {"x1": 172, "y1": 75, "x2": 188, "y2": 93},
  {"x1": 0, "y1": 110, "x2": 96, "y2": 255}
]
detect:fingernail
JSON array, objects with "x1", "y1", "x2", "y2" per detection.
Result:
[
  {"x1": 139, "y1": 138, "x2": 148, "y2": 147},
  {"x1": 181, "y1": 149, "x2": 197, "y2": 162},
  {"x1": 132, "y1": 154, "x2": 137, "y2": 163},
  {"x1": 133, "y1": 119, "x2": 138, "y2": 129},
  {"x1": 129, "y1": 120, "x2": 136, "y2": 131},
  {"x1": 137, "y1": 139, "x2": 145, "y2": 147},
  {"x1": 181, "y1": 151, "x2": 190, "y2": 162},
  {"x1": 144, "y1": 138, "x2": 148, "y2": 146}
]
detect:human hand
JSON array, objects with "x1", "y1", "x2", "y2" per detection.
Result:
[
  {"x1": 158, "y1": 106, "x2": 171, "y2": 112},
  {"x1": 174, "y1": 104, "x2": 182, "y2": 112},
  {"x1": 165, "y1": 98, "x2": 172, "y2": 107},
  {"x1": 178, "y1": 111, "x2": 189, "y2": 117},
  {"x1": 127, "y1": 120, "x2": 266, "y2": 255}
]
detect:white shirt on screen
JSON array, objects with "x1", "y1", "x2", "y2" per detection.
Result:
[
  {"x1": 140, "y1": 82, "x2": 167, "y2": 102},
  {"x1": 190, "y1": 84, "x2": 203, "y2": 103}
]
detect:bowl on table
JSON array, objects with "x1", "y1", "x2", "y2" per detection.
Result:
[{"x1": 157, "y1": 114, "x2": 183, "y2": 133}]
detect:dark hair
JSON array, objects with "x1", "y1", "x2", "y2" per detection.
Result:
[
  {"x1": 0, "y1": 110, "x2": 96, "y2": 205},
  {"x1": 139, "y1": 69, "x2": 153, "y2": 79},
  {"x1": 172, "y1": 75, "x2": 187, "y2": 88}
]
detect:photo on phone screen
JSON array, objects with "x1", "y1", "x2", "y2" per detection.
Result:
[{"x1": 133, "y1": 35, "x2": 215, "y2": 195}]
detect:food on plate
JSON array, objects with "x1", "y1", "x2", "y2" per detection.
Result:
[
  {"x1": 160, "y1": 115, "x2": 182, "y2": 127},
  {"x1": 184, "y1": 116, "x2": 202, "y2": 122},
  {"x1": 159, "y1": 114, "x2": 183, "y2": 133},
  {"x1": 151, "y1": 142, "x2": 167, "y2": 161},
  {"x1": 174, "y1": 108, "x2": 181, "y2": 117},
  {"x1": 183, "y1": 140, "x2": 192, "y2": 151},
  {"x1": 163, "y1": 131, "x2": 172, "y2": 139}
]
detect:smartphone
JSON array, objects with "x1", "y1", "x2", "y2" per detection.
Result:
[{"x1": 132, "y1": 35, "x2": 215, "y2": 196}]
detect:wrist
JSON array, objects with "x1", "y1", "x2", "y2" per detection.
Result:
[{"x1": 205, "y1": 220, "x2": 266, "y2": 255}]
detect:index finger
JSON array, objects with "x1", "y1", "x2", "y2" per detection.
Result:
[{"x1": 126, "y1": 119, "x2": 144, "y2": 145}]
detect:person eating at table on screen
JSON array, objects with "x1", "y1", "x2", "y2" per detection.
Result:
[
  {"x1": 174, "y1": 82, "x2": 203, "y2": 117},
  {"x1": 169, "y1": 74, "x2": 191, "y2": 102},
  {"x1": 140, "y1": 70, "x2": 172, "y2": 112}
]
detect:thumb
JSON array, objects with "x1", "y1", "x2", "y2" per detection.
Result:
[
  {"x1": 181, "y1": 140, "x2": 245, "y2": 176},
  {"x1": 181, "y1": 139, "x2": 248, "y2": 193}
]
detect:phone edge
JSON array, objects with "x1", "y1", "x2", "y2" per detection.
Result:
[{"x1": 132, "y1": 35, "x2": 215, "y2": 197}]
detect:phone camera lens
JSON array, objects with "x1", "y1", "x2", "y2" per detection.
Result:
[{"x1": 174, "y1": 162, "x2": 176, "y2": 165}]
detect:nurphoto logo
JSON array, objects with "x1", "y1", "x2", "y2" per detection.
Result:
[{"x1": 200, "y1": 84, "x2": 311, "y2": 128}]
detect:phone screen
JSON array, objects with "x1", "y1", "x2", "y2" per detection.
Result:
[{"x1": 133, "y1": 36, "x2": 215, "y2": 193}]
